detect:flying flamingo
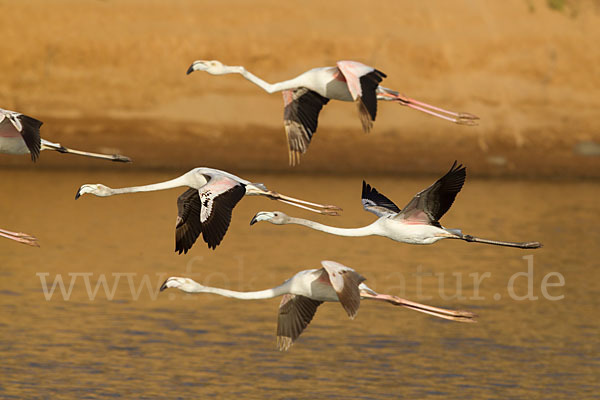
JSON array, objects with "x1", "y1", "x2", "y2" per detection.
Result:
[
  {"x1": 187, "y1": 60, "x2": 479, "y2": 164},
  {"x1": 161, "y1": 260, "x2": 476, "y2": 351},
  {"x1": 0, "y1": 227, "x2": 39, "y2": 247},
  {"x1": 75, "y1": 168, "x2": 341, "y2": 253},
  {"x1": 0, "y1": 108, "x2": 131, "y2": 162},
  {"x1": 251, "y1": 161, "x2": 542, "y2": 249}
]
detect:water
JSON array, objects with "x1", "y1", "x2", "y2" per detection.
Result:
[{"x1": 1, "y1": 169, "x2": 598, "y2": 398}]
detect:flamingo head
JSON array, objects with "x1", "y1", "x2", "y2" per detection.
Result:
[
  {"x1": 160, "y1": 277, "x2": 204, "y2": 293},
  {"x1": 186, "y1": 60, "x2": 229, "y2": 75},
  {"x1": 75, "y1": 184, "x2": 112, "y2": 199},
  {"x1": 249, "y1": 211, "x2": 290, "y2": 226}
]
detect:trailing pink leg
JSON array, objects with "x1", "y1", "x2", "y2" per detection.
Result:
[
  {"x1": 376, "y1": 87, "x2": 479, "y2": 125},
  {"x1": 263, "y1": 190, "x2": 343, "y2": 214},
  {"x1": 361, "y1": 290, "x2": 476, "y2": 323},
  {"x1": 0, "y1": 228, "x2": 39, "y2": 247}
]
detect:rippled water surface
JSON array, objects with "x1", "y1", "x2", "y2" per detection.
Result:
[{"x1": 1, "y1": 169, "x2": 598, "y2": 398}]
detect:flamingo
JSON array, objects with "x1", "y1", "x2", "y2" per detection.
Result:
[
  {"x1": 187, "y1": 60, "x2": 479, "y2": 164},
  {"x1": 0, "y1": 108, "x2": 131, "y2": 162},
  {"x1": 161, "y1": 260, "x2": 476, "y2": 351},
  {"x1": 251, "y1": 161, "x2": 542, "y2": 249},
  {"x1": 0, "y1": 227, "x2": 39, "y2": 247},
  {"x1": 75, "y1": 167, "x2": 342, "y2": 253}
]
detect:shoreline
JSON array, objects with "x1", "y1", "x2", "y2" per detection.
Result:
[{"x1": 0, "y1": 116, "x2": 598, "y2": 179}]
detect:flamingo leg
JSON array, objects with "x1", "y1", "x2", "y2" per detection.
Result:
[
  {"x1": 376, "y1": 87, "x2": 479, "y2": 126},
  {"x1": 277, "y1": 199, "x2": 340, "y2": 216},
  {"x1": 0, "y1": 229, "x2": 39, "y2": 247},
  {"x1": 265, "y1": 191, "x2": 343, "y2": 214},
  {"x1": 458, "y1": 234, "x2": 542, "y2": 249},
  {"x1": 41, "y1": 140, "x2": 131, "y2": 162},
  {"x1": 360, "y1": 291, "x2": 476, "y2": 323}
]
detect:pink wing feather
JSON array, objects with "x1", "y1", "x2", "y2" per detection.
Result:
[{"x1": 336, "y1": 61, "x2": 376, "y2": 101}]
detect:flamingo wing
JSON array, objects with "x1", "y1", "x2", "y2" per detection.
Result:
[
  {"x1": 197, "y1": 176, "x2": 246, "y2": 250},
  {"x1": 336, "y1": 61, "x2": 386, "y2": 132},
  {"x1": 175, "y1": 188, "x2": 203, "y2": 254},
  {"x1": 394, "y1": 161, "x2": 466, "y2": 226},
  {"x1": 282, "y1": 88, "x2": 330, "y2": 165},
  {"x1": 276, "y1": 294, "x2": 323, "y2": 351},
  {"x1": 320, "y1": 260, "x2": 365, "y2": 319},
  {"x1": 0, "y1": 109, "x2": 42, "y2": 161},
  {"x1": 361, "y1": 180, "x2": 401, "y2": 217}
]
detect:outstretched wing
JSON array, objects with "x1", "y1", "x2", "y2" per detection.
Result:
[
  {"x1": 395, "y1": 161, "x2": 466, "y2": 226},
  {"x1": 175, "y1": 188, "x2": 202, "y2": 254},
  {"x1": 18, "y1": 114, "x2": 43, "y2": 161},
  {"x1": 198, "y1": 176, "x2": 246, "y2": 250},
  {"x1": 320, "y1": 260, "x2": 366, "y2": 319},
  {"x1": 0, "y1": 109, "x2": 42, "y2": 161},
  {"x1": 174, "y1": 176, "x2": 247, "y2": 253},
  {"x1": 361, "y1": 180, "x2": 401, "y2": 217},
  {"x1": 283, "y1": 88, "x2": 330, "y2": 165},
  {"x1": 336, "y1": 61, "x2": 386, "y2": 132},
  {"x1": 276, "y1": 294, "x2": 323, "y2": 351}
]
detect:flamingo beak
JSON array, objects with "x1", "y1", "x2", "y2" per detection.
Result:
[
  {"x1": 187, "y1": 61, "x2": 209, "y2": 75},
  {"x1": 160, "y1": 279, "x2": 170, "y2": 291},
  {"x1": 250, "y1": 211, "x2": 276, "y2": 226}
]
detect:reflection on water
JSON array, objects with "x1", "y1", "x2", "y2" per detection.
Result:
[{"x1": 0, "y1": 169, "x2": 598, "y2": 398}]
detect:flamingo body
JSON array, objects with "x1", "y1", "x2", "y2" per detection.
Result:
[
  {"x1": 187, "y1": 60, "x2": 478, "y2": 164},
  {"x1": 377, "y1": 218, "x2": 449, "y2": 244},
  {"x1": 75, "y1": 167, "x2": 342, "y2": 253},
  {"x1": 285, "y1": 268, "x2": 343, "y2": 302},
  {"x1": 0, "y1": 108, "x2": 131, "y2": 162},
  {"x1": 251, "y1": 161, "x2": 543, "y2": 249},
  {"x1": 0, "y1": 136, "x2": 29, "y2": 155},
  {"x1": 292, "y1": 66, "x2": 354, "y2": 101},
  {"x1": 161, "y1": 260, "x2": 476, "y2": 351}
]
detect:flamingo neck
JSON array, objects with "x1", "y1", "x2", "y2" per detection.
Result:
[
  {"x1": 187, "y1": 281, "x2": 291, "y2": 300},
  {"x1": 229, "y1": 66, "x2": 301, "y2": 94},
  {"x1": 108, "y1": 172, "x2": 199, "y2": 195},
  {"x1": 286, "y1": 217, "x2": 380, "y2": 238}
]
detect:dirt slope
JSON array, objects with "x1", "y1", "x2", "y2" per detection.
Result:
[{"x1": 1, "y1": 0, "x2": 599, "y2": 177}]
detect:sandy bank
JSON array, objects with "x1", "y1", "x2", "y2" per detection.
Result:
[{"x1": 0, "y1": 0, "x2": 599, "y2": 177}]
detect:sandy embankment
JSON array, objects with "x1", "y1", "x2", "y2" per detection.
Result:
[{"x1": 0, "y1": 0, "x2": 599, "y2": 177}]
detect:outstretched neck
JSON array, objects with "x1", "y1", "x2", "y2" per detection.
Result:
[
  {"x1": 286, "y1": 217, "x2": 380, "y2": 237},
  {"x1": 107, "y1": 172, "x2": 199, "y2": 195},
  {"x1": 188, "y1": 281, "x2": 291, "y2": 300},
  {"x1": 230, "y1": 66, "x2": 302, "y2": 94}
]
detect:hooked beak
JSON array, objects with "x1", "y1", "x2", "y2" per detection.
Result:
[
  {"x1": 250, "y1": 211, "x2": 274, "y2": 226},
  {"x1": 160, "y1": 278, "x2": 170, "y2": 292},
  {"x1": 186, "y1": 61, "x2": 207, "y2": 75},
  {"x1": 75, "y1": 187, "x2": 82, "y2": 200}
]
